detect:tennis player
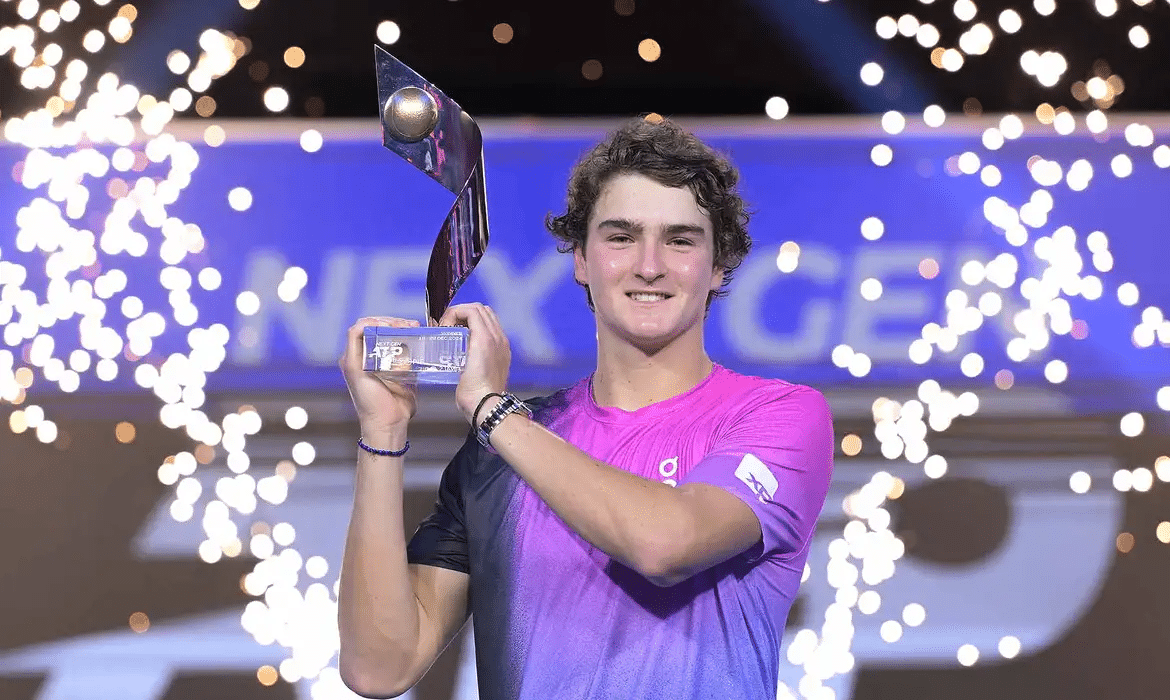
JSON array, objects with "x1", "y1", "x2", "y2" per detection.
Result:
[{"x1": 338, "y1": 118, "x2": 834, "y2": 699}]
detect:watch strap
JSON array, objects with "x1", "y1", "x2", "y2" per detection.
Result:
[{"x1": 475, "y1": 393, "x2": 532, "y2": 446}]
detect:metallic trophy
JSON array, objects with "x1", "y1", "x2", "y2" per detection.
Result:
[{"x1": 362, "y1": 46, "x2": 489, "y2": 384}]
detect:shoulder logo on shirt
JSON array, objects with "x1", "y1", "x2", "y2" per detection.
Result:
[
  {"x1": 658, "y1": 456, "x2": 679, "y2": 487},
  {"x1": 735, "y1": 453, "x2": 777, "y2": 502}
]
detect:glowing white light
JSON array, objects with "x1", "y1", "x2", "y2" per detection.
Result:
[
  {"x1": 1000, "y1": 114, "x2": 1024, "y2": 139},
  {"x1": 1069, "y1": 471, "x2": 1091, "y2": 494},
  {"x1": 299, "y1": 128, "x2": 324, "y2": 152},
  {"x1": 861, "y1": 217, "x2": 885, "y2": 241},
  {"x1": 999, "y1": 9, "x2": 1023, "y2": 32},
  {"x1": 957, "y1": 644, "x2": 979, "y2": 666},
  {"x1": 1111, "y1": 154, "x2": 1134, "y2": 178},
  {"x1": 923, "y1": 105, "x2": 945, "y2": 127},
  {"x1": 876, "y1": 16, "x2": 898, "y2": 40},
  {"x1": 902, "y1": 603, "x2": 926, "y2": 626},
  {"x1": 908, "y1": 339, "x2": 932, "y2": 364},
  {"x1": 897, "y1": 14, "x2": 919, "y2": 37},
  {"x1": 1118, "y1": 282, "x2": 1139, "y2": 306},
  {"x1": 957, "y1": 151, "x2": 980, "y2": 175},
  {"x1": 285, "y1": 406, "x2": 308, "y2": 430},
  {"x1": 228, "y1": 187, "x2": 253, "y2": 211},
  {"x1": 263, "y1": 86, "x2": 290, "y2": 112},
  {"x1": 916, "y1": 23, "x2": 940, "y2": 48},
  {"x1": 940, "y1": 49, "x2": 964, "y2": 71},
  {"x1": 858, "y1": 590, "x2": 881, "y2": 615},
  {"x1": 924, "y1": 454, "x2": 948, "y2": 479},
  {"x1": 16, "y1": 0, "x2": 37, "y2": 21},
  {"x1": 377, "y1": 20, "x2": 401, "y2": 45},
  {"x1": 1120, "y1": 412, "x2": 1144, "y2": 437},
  {"x1": 871, "y1": 144, "x2": 893, "y2": 167},
  {"x1": 1154, "y1": 146, "x2": 1170, "y2": 168},
  {"x1": 980, "y1": 163, "x2": 1002, "y2": 188},
  {"x1": 165, "y1": 87, "x2": 192, "y2": 112},
  {"x1": 848, "y1": 352, "x2": 872, "y2": 378},
  {"x1": 1125, "y1": 123, "x2": 1155, "y2": 148},
  {"x1": 879, "y1": 620, "x2": 904, "y2": 642},
  {"x1": 1034, "y1": 0, "x2": 1056, "y2": 15},
  {"x1": 776, "y1": 243, "x2": 800, "y2": 273},
  {"x1": 1094, "y1": 0, "x2": 1117, "y2": 16},
  {"x1": 60, "y1": 1, "x2": 80, "y2": 22},
  {"x1": 195, "y1": 268, "x2": 222, "y2": 291},
  {"x1": 272, "y1": 522, "x2": 296, "y2": 546},
  {"x1": 291, "y1": 441, "x2": 316, "y2": 466},
  {"x1": 1157, "y1": 386, "x2": 1170, "y2": 411},
  {"x1": 1067, "y1": 159, "x2": 1094, "y2": 191},
  {"x1": 1044, "y1": 359, "x2": 1068, "y2": 384},
  {"x1": 860, "y1": 62, "x2": 884, "y2": 86},
  {"x1": 860, "y1": 278, "x2": 883, "y2": 301},
  {"x1": 831, "y1": 344, "x2": 854, "y2": 368},
  {"x1": 998, "y1": 636, "x2": 1022, "y2": 659},
  {"x1": 82, "y1": 28, "x2": 105, "y2": 52},
  {"x1": 1086, "y1": 110, "x2": 1108, "y2": 134},
  {"x1": 236, "y1": 291, "x2": 261, "y2": 316},
  {"x1": 167, "y1": 50, "x2": 191, "y2": 74},
  {"x1": 765, "y1": 96, "x2": 789, "y2": 120},
  {"x1": 960, "y1": 353, "x2": 984, "y2": 377},
  {"x1": 879, "y1": 111, "x2": 903, "y2": 136},
  {"x1": 1133, "y1": 467, "x2": 1154, "y2": 492}
]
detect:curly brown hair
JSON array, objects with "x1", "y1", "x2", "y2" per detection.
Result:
[{"x1": 544, "y1": 117, "x2": 752, "y2": 309}]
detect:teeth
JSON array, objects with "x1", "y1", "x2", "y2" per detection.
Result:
[{"x1": 629, "y1": 293, "x2": 668, "y2": 301}]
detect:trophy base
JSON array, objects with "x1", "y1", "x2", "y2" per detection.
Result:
[{"x1": 363, "y1": 326, "x2": 467, "y2": 385}]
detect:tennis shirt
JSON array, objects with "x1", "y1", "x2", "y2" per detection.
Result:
[{"x1": 407, "y1": 363, "x2": 834, "y2": 699}]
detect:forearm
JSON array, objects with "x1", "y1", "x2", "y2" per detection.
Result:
[
  {"x1": 337, "y1": 426, "x2": 420, "y2": 689},
  {"x1": 487, "y1": 411, "x2": 696, "y2": 581}
]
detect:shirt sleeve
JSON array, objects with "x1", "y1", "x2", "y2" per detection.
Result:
[
  {"x1": 679, "y1": 384, "x2": 834, "y2": 563},
  {"x1": 406, "y1": 431, "x2": 478, "y2": 574}
]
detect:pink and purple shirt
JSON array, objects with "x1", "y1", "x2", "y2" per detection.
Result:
[{"x1": 408, "y1": 364, "x2": 834, "y2": 699}]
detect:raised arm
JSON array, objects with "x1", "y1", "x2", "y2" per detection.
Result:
[{"x1": 336, "y1": 318, "x2": 471, "y2": 697}]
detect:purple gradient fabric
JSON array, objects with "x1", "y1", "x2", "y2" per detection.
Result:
[{"x1": 407, "y1": 364, "x2": 834, "y2": 699}]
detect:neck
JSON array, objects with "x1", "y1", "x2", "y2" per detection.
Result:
[{"x1": 591, "y1": 326, "x2": 714, "y2": 412}]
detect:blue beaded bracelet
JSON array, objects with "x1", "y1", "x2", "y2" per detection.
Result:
[{"x1": 357, "y1": 436, "x2": 410, "y2": 457}]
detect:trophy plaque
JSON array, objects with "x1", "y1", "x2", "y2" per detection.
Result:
[{"x1": 363, "y1": 46, "x2": 489, "y2": 384}]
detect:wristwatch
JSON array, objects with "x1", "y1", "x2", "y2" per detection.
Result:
[{"x1": 475, "y1": 393, "x2": 533, "y2": 447}]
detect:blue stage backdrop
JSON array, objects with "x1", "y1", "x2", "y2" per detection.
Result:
[{"x1": 2, "y1": 119, "x2": 1168, "y2": 404}]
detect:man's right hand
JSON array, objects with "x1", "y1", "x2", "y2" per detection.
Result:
[{"x1": 340, "y1": 317, "x2": 420, "y2": 433}]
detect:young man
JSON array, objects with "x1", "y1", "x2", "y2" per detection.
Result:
[{"x1": 337, "y1": 118, "x2": 834, "y2": 699}]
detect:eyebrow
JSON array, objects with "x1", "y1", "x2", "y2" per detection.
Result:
[{"x1": 595, "y1": 218, "x2": 707, "y2": 236}]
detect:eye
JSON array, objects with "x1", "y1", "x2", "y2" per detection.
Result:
[
  {"x1": 606, "y1": 233, "x2": 633, "y2": 243},
  {"x1": 670, "y1": 237, "x2": 696, "y2": 246}
]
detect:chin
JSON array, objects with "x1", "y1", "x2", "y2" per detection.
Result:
[{"x1": 613, "y1": 324, "x2": 683, "y2": 354}]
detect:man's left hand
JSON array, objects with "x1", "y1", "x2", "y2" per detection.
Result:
[{"x1": 438, "y1": 303, "x2": 511, "y2": 424}]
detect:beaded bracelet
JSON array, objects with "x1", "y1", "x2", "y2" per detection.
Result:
[{"x1": 357, "y1": 436, "x2": 410, "y2": 457}]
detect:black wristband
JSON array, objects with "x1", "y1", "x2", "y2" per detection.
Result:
[{"x1": 472, "y1": 392, "x2": 505, "y2": 428}]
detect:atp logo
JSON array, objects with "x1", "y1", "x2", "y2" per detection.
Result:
[{"x1": 735, "y1": 453, "x2": 778, "y2": 502}]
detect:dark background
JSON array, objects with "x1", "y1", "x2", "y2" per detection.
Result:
[{"x1": 3, "y1": 0, "x2": 1170, "y2": 120}]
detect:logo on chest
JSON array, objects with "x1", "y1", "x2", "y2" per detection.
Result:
[{"x1": 658, "y1": 456, "x2": 680, "y2": 486}]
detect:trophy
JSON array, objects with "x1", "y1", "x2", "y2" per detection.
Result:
[{"x1": 363, "y1": 46, "x2": 489, "y2": 384}]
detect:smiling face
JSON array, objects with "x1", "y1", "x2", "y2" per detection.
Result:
[{"x1": 574, "y1": 172, "x2": 725, "y2": 353}]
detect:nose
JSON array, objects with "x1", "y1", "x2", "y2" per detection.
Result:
[{"x1": 635, "y1": 238, "x2": 666, "y2": 284}]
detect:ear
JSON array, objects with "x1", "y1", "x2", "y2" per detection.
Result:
[
  {"x1": 710, "y1": 265, "x2": 725, "y2": 292},
  {"x1": 573, "y1": 245, "x2": 588, "y2": 286}
]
